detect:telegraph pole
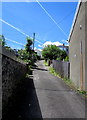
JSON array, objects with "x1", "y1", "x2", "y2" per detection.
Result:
[{"x1": 33, "y1": 33, "x2": 35, "y2": 50}]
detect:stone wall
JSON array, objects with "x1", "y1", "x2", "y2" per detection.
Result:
[
  {"x1": 0, "y1": 46, "x2": 2, "y2": 120},
  {"x1": 0, "y1": 46, "x2": 27, "y2": 117}
]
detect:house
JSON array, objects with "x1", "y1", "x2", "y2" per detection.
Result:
[
  {"x1": 68, "y1": 1, "x2": 87, "y2": 91},
  {"x1": 58, "y1": 44, "x2": 69, "y2": 55},
  {"x1": 35, "y1": 48, "x2": 42, "y2": 58}
]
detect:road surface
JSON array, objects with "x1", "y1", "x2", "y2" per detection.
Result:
[
  {"x1": 21, "y1": 60, "x2": 85, "y2": 119},
  {"x1": 5, "y1": 60, "x2": 86, "y2": 119}
]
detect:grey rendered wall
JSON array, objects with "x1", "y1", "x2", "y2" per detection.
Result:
[
  {"x1": 69, "y1": 2, "x2": 86, "y2": 90},
  {"x1": 85, "y1": 2, "x2": 87, "y2": 91}
]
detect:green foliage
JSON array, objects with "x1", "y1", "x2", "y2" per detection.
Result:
[
  {"x1": 42, "y1": 45, "x2": 68, "y2": 61},
  {"x1": 59, "y1": 50, "x2": 67, "y2": 61},
  {"x1": 56, "y1": 57, "x2": 61, "y2": 61},
  {"x1": 18, "y1": 49, "x2": 29, "y2": 62},
  {"x1": 77, "y1": 89, "x2": 87, "y2": 98},
  {"x1": 18, "y1": 37, "x2": 33, "y2": 63},
  {"x1": 5, "y1": 46, "x2": 12, "y2": 50},
  {"x1": 63, "y1": 78, "x2": 73, "y2": 85},
  {"x1": 0, "y1": 35, "x2": 6, "y2": 46},
  {"x1": 49, "y1": 67, "x2": 87, "y2": 97},
  {"x1": 64, "y1": 56, "x2": 69, "y2": 61},
  {"x1": 25, "y1": 37, "x2": 33, "y2": 53},
  {"x1": 78, "y1": 90, "x2": 87, "y2": 94},
  {"x1": 49, "y1": 67, "x2": 61, "y2": 77},
  {"x1": 42, "y1": 45, "x2": 61, "y2": 60},
  {"x1": 44, "y1": 61, "x2": 48, "y2": 66}
]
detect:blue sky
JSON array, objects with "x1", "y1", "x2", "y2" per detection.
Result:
[{"x1": 1, "y1": 2, "x2": 78, "y2": 50}]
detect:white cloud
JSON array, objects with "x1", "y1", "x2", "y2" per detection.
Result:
[
  {"x1": 62, "y1": 39, "x2": 69, "y2": 43},
  {"x1": 43, "y1": 41, "x2": 62, "y2": 47},
  {"x1": 34, "y1": 47, "x2": 42, "y2": 51},
  {"x1": 34, "y1": 47, "x2": 37, "y2": 50},
  {"x1": 38, "y1": 44, "x2": 42, "y2": 47},
  {"x1": 38, "y1": 48, "x2": 42, "y2": 51}
]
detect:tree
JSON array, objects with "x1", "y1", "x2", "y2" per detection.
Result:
[
  {"x1": 18, "y1": 37, "x2": 33, "y2": 63},
  {"x1": 64, "y1": 56, "x2": 69, "y2": 61},
  {"x1": 0, "y1": 35, "x2": 6, "y2": 46},
  {"x1": 42, "y1": 45, "x2": 62, "y2": 61},
  {"x1": 25, "y1": 37, "x2": 33, "y2": 53},
  {"x1": 42, "y1": 45, "x2": 68, "y2": 61},
  {"x1": 18, "y1": 49, "x2": 28, "y2": 61},
  {"x1": 60, "y1": 50, "x2": 67, "y2": 60}
]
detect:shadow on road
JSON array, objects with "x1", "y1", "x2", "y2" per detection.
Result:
[
  {"x1": 34, "y1": 67, "x2": 48, "y2": 71},
  {"x1": 2, "y1": 77, "x2": 43, "y2": 120}
]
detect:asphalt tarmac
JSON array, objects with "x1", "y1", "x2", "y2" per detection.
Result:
[{"x1": 25, "y1": 60, "x2": 85, "y2": 119}]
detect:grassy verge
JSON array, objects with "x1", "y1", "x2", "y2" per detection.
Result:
[
  {"x1": 44, "y1": 61, "x2": 48, "y2": 66},
  {"x1": 49, "y1": 67, "x2": 87, "y2": 97},
  {"x1": 49, "y1": 67, "x2": 61, "y2": 78}
]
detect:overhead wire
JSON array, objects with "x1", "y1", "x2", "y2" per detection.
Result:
[
  {"x1": 57, "y1": 8, "x2": 76, "y2": 24},
  {"x1": 0, "y1": 18, "x2": 43, "y2": 45},
  {"x1": 5, "y1": 38, "x2": 25, "y2": 46},
  {"x1": 35, "y1": 0, "x2": 68, "y2": 38},
  {"x1": 0, "y1": 3, "x2": 77, "y2": 46},
  {"x1": 0, "y1": 19, "x2": 29, "y2": 37}
]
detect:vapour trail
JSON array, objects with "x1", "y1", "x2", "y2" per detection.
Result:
[
  {"x1": 35, "y1": 0, "x2": 68, "y2": 38},
  {"x1": 0, "y1": 18, "x2": 43, "y2": 44},
  {"x1": 0, "y1": 18, "x2": 29, "y2": 37},
  {"x1": 5, "y1": 38, "x2": 25, "y2": 46}
]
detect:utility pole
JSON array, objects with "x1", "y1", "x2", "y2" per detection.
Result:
[
  {"x1": 63, "y1": 43, "x2": 65, "y2": 51},
  {"x1": 33, "y1": 33, "x2": 35, "y2": 50}
]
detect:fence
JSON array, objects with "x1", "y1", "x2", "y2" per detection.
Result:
[{"x1": 52, "y1": 60, "x2": 70, "y2": 78}]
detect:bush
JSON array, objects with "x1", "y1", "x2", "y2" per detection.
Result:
[{"x1": 64, "y1": 56, "x2": 69, "y2": 61}]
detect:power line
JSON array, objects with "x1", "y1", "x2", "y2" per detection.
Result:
[
  {"x1": 35, "y1": 38, "x2": 43, "y2": 44},
  {"x1": 57, "y1": 8, "x2": 76, "y2": 24},
  {"x1": 33, "y1": 33, "x2": 35, "y2": 50},
  {"x1": 35, "y1": 0, "x2": 68, "y2": 38},
  {"x1": 0, "y1": 19, "x2": 29, "y2": 37},
  {"x1": 5, "y1": 37, "x2": 43, "y2": 48},
  {"x1": 5, "y1": 38, "x2": 25, "y2": 46},
  {"x1": 0, "y1": 18, "x2": 43, "y2": 45}
]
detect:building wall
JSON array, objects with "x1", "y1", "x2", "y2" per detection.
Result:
[
  {"x1": 69, "y1": 2, "x2": 86, "y2": 90},
  {"x1": 85, "y1": 2, "x2": 87, "y2": 91}
]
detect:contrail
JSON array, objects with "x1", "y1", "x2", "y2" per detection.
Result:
[
  {"x1": 0, "y1": 18, "x2": 43, "y2": 44},
  {"x1": 35, "y1": 0, "x2": 68, "y2": 38},
  {"x1": 0, "y1": 18, "x2": 29, "y2": 37},
  {"x1": 5, "y1": 38, "x2": 25, "y2": 46},
  {"x1": 35, "y1": 39, "x2": 43, "y2": 44}
]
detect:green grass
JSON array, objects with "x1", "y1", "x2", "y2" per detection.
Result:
[
  {"x1": 49, "y1": 67, "x2": 87, "y2": 97},
  {"x1": 49, "y1": 67, "x2": 73, "y2": 86},
  {"x1": 44, "y1": 61, "x2": 48, "y2": 66},
  {"x1": 77, "y1": 89, "x2": 87, "y2": 96},
  {"x1": 49, "y1": 67, "x2": 61, "y2": 78}
]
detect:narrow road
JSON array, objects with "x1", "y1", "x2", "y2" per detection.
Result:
[
  {"x1": 31, "y1": 60, "x2": 85, "y2": 119},
  {"x1": 18, "y1": 60, "x2": 85, "y2": 119},
  {"x1": 6, "y1": 60, "x2": 85, "y2": 120}
]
